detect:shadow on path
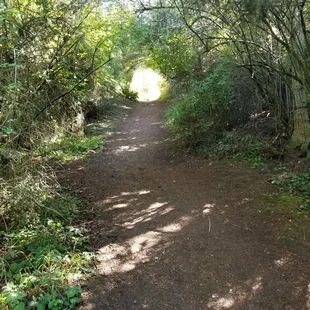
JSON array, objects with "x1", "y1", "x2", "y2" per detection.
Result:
[{"x1": 59, "y1": 102, "x2": 310, "y2": 310}]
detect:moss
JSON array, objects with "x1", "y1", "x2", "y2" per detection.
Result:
[
  {"x1": 280, "y1": 195, "x2": 304, "y2": 206},
  {"x1": 258, "y1": 194, "x2": 310, "y2": 242}
]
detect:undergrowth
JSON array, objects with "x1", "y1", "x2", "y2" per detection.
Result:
[
  {"x1": 0, "y1": 193, "x2": 95, "y2": 310},
  {"x1": 165, "y1": 56, "x2": 232, "y2": 147},
  {"x1": 270, "y1": 172, "x2": 310, "y2": 210},
  {"x1": 198, "y1": 133, "x2": 279, "y2": 167},
  {"x1": 37, "y1": 134, "x2": 104, "y2": 161}
]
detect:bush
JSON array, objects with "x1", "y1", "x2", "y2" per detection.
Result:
[
  {"x1": 165, "y1": 55, "x2": 232, "y2": 147},
  {"x1": 165, "y1": 52, "x2": 267, "y2": 151},
  {"x1": 122, "y1": 87, "x2": 138, "y2": 102}
]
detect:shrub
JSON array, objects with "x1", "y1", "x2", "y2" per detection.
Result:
[
  {"x1": 165, "y1": 52, "x2": 266, "y2": 150},
  {"x1": 122, "y1": 87, "x2": 138, "y2": 102},
  {"x1": 165, "y1": 54, "x2": 232, "y2": 147}
]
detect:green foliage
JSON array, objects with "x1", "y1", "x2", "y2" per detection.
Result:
[
  {"x1": 37, "y1": 134, "x2": 104, "y2": 161},
  {"x1": 270, "y1": 172, "x2": 310, "y2": 211},
  {"x1": 165, "y1": 55, "x2": 232, "y2": 147},
  {"x1": 147, "y1": 30, "x2": 195, "y2": 79},
  {"x1": 122, "y1": 87, "x2": 138, "y2": 102},
  {"x1": 0, "y1": 0, "x2": 144, "y2": 149},
  {"x1": 158, "y1": 79, "x2": 171, "y2": 100},
  {"x1": 271, "y1": 172, "x2": 310, "y2": 198},
  {"x1": 200, "y1": 133, "x2": 271, "y2": 167},
  {"x1": 0, "y1": 169, "x2": 52, "y2": 227},
  {"x1": 0, "y1": 195, "x2": 95, "y2": 310},
  {"x1": 41, "y1": 194, "x2": 81, "y2": 222}
]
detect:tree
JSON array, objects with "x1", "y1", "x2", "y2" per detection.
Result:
[{"x1": 135, "y1": 0, "x2": 310, "y2": 149}]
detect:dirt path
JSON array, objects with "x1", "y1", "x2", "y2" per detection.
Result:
[{"x1": 61, "y1": 102, "x2": 310, "y2": 310}]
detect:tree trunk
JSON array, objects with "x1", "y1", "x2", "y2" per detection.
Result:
[{"x1": 291, "y1": 79, "x2": 310, "y2": 149}]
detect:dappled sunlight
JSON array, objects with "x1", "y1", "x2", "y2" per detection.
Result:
[
  {"x1": 97, "y1": 231, "x2": 163, "y2": 275},
  {"x1": 105, "y1": 137, "x2": 137, "y2": 143},
  {"x1": 97, "y1": 213, "x2": 194, "y2": 277},
  {"x1": 202, "y1": 203, "x2": 215, "y2": 215},
  {"x1": 251, "y1": 276, "x2": 263, "y2": 293},
  {"x1": 106, "y1": 203, "x2": 129, "y2": 211},
  {"x1": 119, "y1": 105, "x2": 132, "y2": 110},
  {"x1": 130, "y1": 68, "x2": 163, "y2": 102},
  {"x1": 103, "y1": 190, "x2": 151, "y2": 204},
  {"x1": 207, "y1": 276, "x2": 263, "y2": 309},
  {"x1": 108, "y1": 129, "x2": 141, "y2": 136},
  {"x1": 208, "y1": 296, "x2": 236, "y2": 309},
  {"x1": 157, "y1": 215, "x2": 192, "y2": 233},
  {"x1": 111, "y1": 140, "x2": 166, "y2": 155},
  {"x1": 113, "y1": 144, "x2": 148, "y2": 154},
  {"x1": 119, "y1": 202, "x2": 171, "y2": 229},
  {"x1": 93, "y1": 186, "x2": 200, "y2": 279},
  {"x1": 236, "y1": 197, "x2": 253, "y2": 206},
  {"x1": 274, "y1": 256, "x2": 290, "y2": 267}
]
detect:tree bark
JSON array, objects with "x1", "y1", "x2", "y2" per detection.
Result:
[{"x1": 291, "y1": 79, "x2": 310, "y2": 149}]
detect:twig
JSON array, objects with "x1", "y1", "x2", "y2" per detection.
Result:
[
  {"x1": 34, "y1": 57, "x2": 113, "y2": 119},
  {"x1": 0, "y1": 48, "x2": 17, "y2": 130}
]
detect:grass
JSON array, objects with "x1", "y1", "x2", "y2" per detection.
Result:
[
  {"x1": 270, "y1": 172, "x2": 310, "y2": 210},
  {"x1": 260, "y1": 193, "x2": 310, "y2": 242},
  {"x1": 257, "y1": 172, "x2": 310, "y2": 242},
  {"x1": 0, "y1": 193, "x2": 95, "y2": 310},
  {"x1": 37, "y1": 134, "x2": 104, "y2": 161}
]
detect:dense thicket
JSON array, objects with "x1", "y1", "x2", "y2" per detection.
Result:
[
  {"x1": 136, "y1": 0, "x2": 310, "y2": 153},
  {"x1": 0, "y1": 0, "x2": 148, "y2": 224}
]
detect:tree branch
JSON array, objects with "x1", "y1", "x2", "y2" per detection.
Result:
[{"x1": 34, "y1": 57, "x2": 113, "y2": 120}]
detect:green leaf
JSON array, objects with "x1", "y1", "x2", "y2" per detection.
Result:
[
  {"x1": 10, "y1": 262, "x2": 19, "y2": 272},
  {"x1": 7, "y1": 83, "x2": 16, "y2": 89},
  {"x1": 37, "y1": 301, "x2": 46, "y2": 310},
  {"x1": 0, "y1": 63, "x2": 20, "y2": 68},
  {"x1": 14, "y1": 302, "x2": 26, "y2": 310},
  {"x1": 2, "y1": 128, "x2": 15, "y2": 134},
  {"x1": 66, "y1": 285, "x2": 81, "y2": 298},
  {"x1": 70, "y1": 297, "x2": 81, "y2": 305}
]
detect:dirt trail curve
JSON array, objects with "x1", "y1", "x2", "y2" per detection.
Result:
[{"x1": 60, "y1": 102, "x2": 310, "y2": 310}]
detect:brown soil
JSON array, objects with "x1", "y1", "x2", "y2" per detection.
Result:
[{"x1": 59, "y1": 102, "x2": 310, "y2": 310}]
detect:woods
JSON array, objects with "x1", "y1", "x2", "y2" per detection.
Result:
[
  {"x1": 136, "y1": 0, "x2": 310, "y2": 152},
  {"x1": 0, "y1": 0, "x2": 310, "y2": 309}
]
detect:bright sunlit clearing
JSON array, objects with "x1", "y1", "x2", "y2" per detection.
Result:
[{"x1": 130, "y1": 67, "x2": 163, "y2": 102}]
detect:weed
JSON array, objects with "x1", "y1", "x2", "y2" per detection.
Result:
[
  {"x1": 270, "y1": 172, "x2": 310, "y2": 210},
  {"x1": 271, "y1": 172, "x2": 310, "y2": 197},
  {"x1": 0, "y1": 194, "x2": 95, "y2": 310}
]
